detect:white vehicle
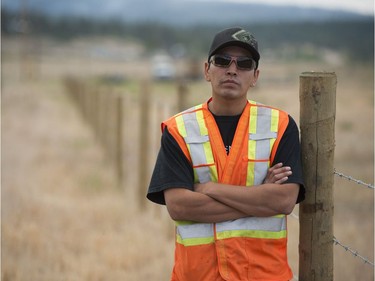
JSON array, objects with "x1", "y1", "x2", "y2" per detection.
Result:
[{"x1": 151, "y1": 53, "x2": 176, "y2": 80}]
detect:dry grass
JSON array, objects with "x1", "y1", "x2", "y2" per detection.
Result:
[{"x1": 2, "y1": 37, "x2": 373, "y2": 280}]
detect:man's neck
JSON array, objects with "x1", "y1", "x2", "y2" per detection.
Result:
[{"x1": 208, "y1": 98, "x2": 247, "y2": 116}]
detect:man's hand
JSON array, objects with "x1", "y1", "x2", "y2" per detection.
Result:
[
  {"x1": 263, "y1": 163, "x2": 292, "y2": 184},
  {"x1": 193, "y1": 163, "x2": 298, "y2": 217}
]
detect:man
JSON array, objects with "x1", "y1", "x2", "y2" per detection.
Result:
[{"x1": 147, "y1": 27, "x2": 305, "y2": 281}]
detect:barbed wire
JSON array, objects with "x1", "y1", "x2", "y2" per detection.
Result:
[
  {"x1": 334, "y1": 169, "x2": 374, "y2": 190},
  {"x1": 333, "y1": 236, "x2": 374, "y2": 266},
  {"x1": 290, "y1": 216, "x2": 373, "y2": 266},
  {"x1": 289, "y1": 170, "x2": 374, "y2": 276},
  {"x1": 290, "y1": 237, "x2": 373, "y2": 281}
]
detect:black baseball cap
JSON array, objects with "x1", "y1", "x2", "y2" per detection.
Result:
[{"x1": 208, "y1": 27, "x2": 260, "y2": 65}]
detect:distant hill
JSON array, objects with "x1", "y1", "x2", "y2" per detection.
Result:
[{"x1": 1, "y1": 0, "x2": 370, "y2": 25}]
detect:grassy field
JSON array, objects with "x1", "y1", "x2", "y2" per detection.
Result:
[{"x1": 2, "y1": 36, "x2": 374, "y2": 280}]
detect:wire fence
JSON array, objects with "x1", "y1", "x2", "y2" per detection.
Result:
[
  {"x1": 334, "y1": 170, "x2": 374, "y2": 190},
  {"x1": 333, "y1": 236, "x2": 374, "y2": 266},
  {"x1": 332, "y1": 169, "x2": 374, "y2": 268},
  {"x1": 291, "y1": 169, "x2": 374, "y2": 281},
  {"x1": 291, "y1": 169, "x2": 374, "y2": 276}
]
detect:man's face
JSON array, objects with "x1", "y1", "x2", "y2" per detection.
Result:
[{"x1": 204, "y1": 46, "x2": 259, "y2": 103}]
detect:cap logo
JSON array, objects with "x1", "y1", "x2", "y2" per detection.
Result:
[{"x1": 232, "y1": 30, "x2": 256, "y2": 47}]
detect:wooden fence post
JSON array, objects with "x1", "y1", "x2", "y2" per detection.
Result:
[
  {"x1": 138, "y1": 80, "x2": 151, "y2": 210},
  {"x1": 299, "y1": 72, "x2": 337, "y2": 281},
  {"x1": 177, "y1": 80, "x2": 188, "y2": 112},
  {"x1": 114, "y1": 94, "x2": 124, "y2": 185}
]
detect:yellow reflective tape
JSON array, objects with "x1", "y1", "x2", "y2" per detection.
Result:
[
  {"x1": 209, "y1": 165, "x2": 218, "y2": 182},
  {"x1": 195, "y1": 109, "x2": 208, "y2": 136},
  {"x1": 176, "y1": 235, "x2": 215, "y2": 246},
  {"x1": 246, "y1": 161, "x2": 255, "y2": 186},
  {"x1": 175, "y1": 115, "x2": 187, "y2": 138},
  {"x1": 174, "y1": 220, "x2": 196, "y2": 226},
  {"x1": 203, "y1": 142, "x2": 214, "y2": 164},
  {"x1": 193, "y1": 168, "x2": 199, "y2": 183},
  {"x1": 249, "y1": 106, "x2": 258, "y2": 134},
  {"x1": 269, "y1": 138, "x2": 276, "y2": 154},
  {"x1": 273, "y1": 214, "x2": 285, "y2": 219},
  {"x1": 248, "y1": 139, "x2": 256, "y2": 160},
  {"x1": 185, "y1": 143, "x2": 192, "y2": 159},
  {"x1": 217, "y1": 229, "x2": 287, "y2": 240},
  {"x1": 271, "y1": 109, "x2": 279, "y2": 132}
]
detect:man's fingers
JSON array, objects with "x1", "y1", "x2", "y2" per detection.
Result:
[
  {"x1": 270, "y1": 166, "x2": 291, "y2": 177},
  {"x1": 269, "y1": 167, "x2": 292, "y2": 182},
  {"x1": 269, "y1": 162, "x2": 283, "y2": 172},
  {"x1": 275, "y1": 176, "x2": 289, "y2": 184},
  {"x1": 264, "y1": 163, "x2": 292, "y2": 184}
]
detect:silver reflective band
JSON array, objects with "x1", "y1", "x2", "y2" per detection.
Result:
[
  {"x1": 177, "y1": 223, "x2": 214, "y2": 239},
  {"x1": 195, "y1": 166, "x2": 212, "y2": 183},
  {"x1": 249, "y1": 132, "x2": 278, "y2": 140},
  {"x1": 216, "y1": 216, "x2": 286, "y2": 233},
  {"x1": 183, "y1": 112, "x2": 209, "y2": 167},
  {"x1": 255, "y1": 106, "x2": 277, "y2": 135},
  {"x1": 182, "y1": 110, "x2": 214, "y2": 183},
  {"x1": 254, "y1": 162, "x2": 269, "y2": 185},
  {"x1": 184, "y1": 135, "x2": 209, "y2": 144},
  {"x1": 248, "y1": 105, "x2": 279, "y2": 185}
]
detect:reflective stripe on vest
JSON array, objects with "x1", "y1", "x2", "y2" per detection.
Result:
[
  {"x1": 175, "y1": 215, "x2": 286, "y2": 246},
  {"x1": 175, "y1": 105, "x2": 218, "y2": 183},
  {"x1": 175, "y1": 221, "x2": 215, "y2": 246},
  {"x1": 247, "y1": 104, "x2": 279, "y2": 186},
  {"x1": 174, "y1": 101, "x2": 286, "y2": 247},
  {"x1": 216, "y1": 215, "x2": 286, "y2": 240}
]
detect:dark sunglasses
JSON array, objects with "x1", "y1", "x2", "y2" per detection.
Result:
[{"x1": 210, "y1": 54, "x2": 256, "y2": 71}]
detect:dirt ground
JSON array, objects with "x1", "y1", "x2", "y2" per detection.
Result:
[{"x1": 2, "y1": 37, "x2": 374, "y2": 280}]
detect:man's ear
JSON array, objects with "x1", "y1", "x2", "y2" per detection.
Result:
[
  {"x1": 204, "y1": 62, "x2": 211, "y2": 82},
  {"x1": 253, "y1": 69, "x2": 260, "y2": 82}
]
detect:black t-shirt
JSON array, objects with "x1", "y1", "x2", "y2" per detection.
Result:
[
  {"x1": 215, "y1": 114, "x2": 241, "y2": 155},
  {"x1": 147, "y1": 114, "x2": 305, "y2": 205}
]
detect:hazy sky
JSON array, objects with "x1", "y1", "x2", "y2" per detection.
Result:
[{"x1": 219, "y1": 0, "x2": 374, "y2": 15}]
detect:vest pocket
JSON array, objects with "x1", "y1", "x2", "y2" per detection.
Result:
[
  {"x1": 184, "y1": 135, "x2": 217, "y2": 183},
  {"x1": 246, "y1": 133, "x2": 277, "y2": 186},
  {"x1": 248, "y1": 132, "x2": 277, "y2": 161},
  {"x1": 249, "y1": 132, "x2": 277, "y2": 140}
]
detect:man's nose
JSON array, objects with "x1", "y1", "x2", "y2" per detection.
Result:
[{"x1": 226, "y1": 60, "x2": 238, "y2": 75}]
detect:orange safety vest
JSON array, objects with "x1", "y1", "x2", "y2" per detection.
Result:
[{"x1": 162, "y1": 99, "x2": 291, "y2": 281}]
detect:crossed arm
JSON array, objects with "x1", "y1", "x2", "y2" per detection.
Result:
[{"x1": 164, "y1": 163, "x2": 300, "y2": 223}]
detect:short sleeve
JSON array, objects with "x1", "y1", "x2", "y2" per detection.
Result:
[
  {"x1": 146, "y1": 127, "x2": 194, "y2": 205},
  {"x1": 272, "y1": 116, "x2": 305, "y2": 203}
]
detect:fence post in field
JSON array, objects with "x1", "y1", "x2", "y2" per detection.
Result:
[
  {"x1": 98, "y1": 89, "x2": 107, "y2": 149},
  {"x1": 298, "y1": 72, "x2": 337, "y2": 281},
  {"x1": 92, "y1": 87, "x2": 101, "y2": 141},
  {"x1": 104, "y1": 89, "x2": 115, "y2": 161},
  {"x1": 115, "y1": 94, "x2": 124, "y2": 186},
  {"x1": 138, "y1": 80, "x2": 151, "y2": 210},
  {"x1": 177, "y1": 80, "x2": 188, "y2": 112}
]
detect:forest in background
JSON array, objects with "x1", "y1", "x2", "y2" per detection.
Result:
[{"x1": 2, "y1": 8, "x2": 374, "y2": 63}]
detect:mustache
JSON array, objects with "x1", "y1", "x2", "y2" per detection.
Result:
[{"x1": 220, "y1": 79, "x2": 240, "y2": 85}]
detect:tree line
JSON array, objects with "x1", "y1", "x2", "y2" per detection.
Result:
[{"x1": 2, "y1": 8, "x2": 373, "y2": 62}]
